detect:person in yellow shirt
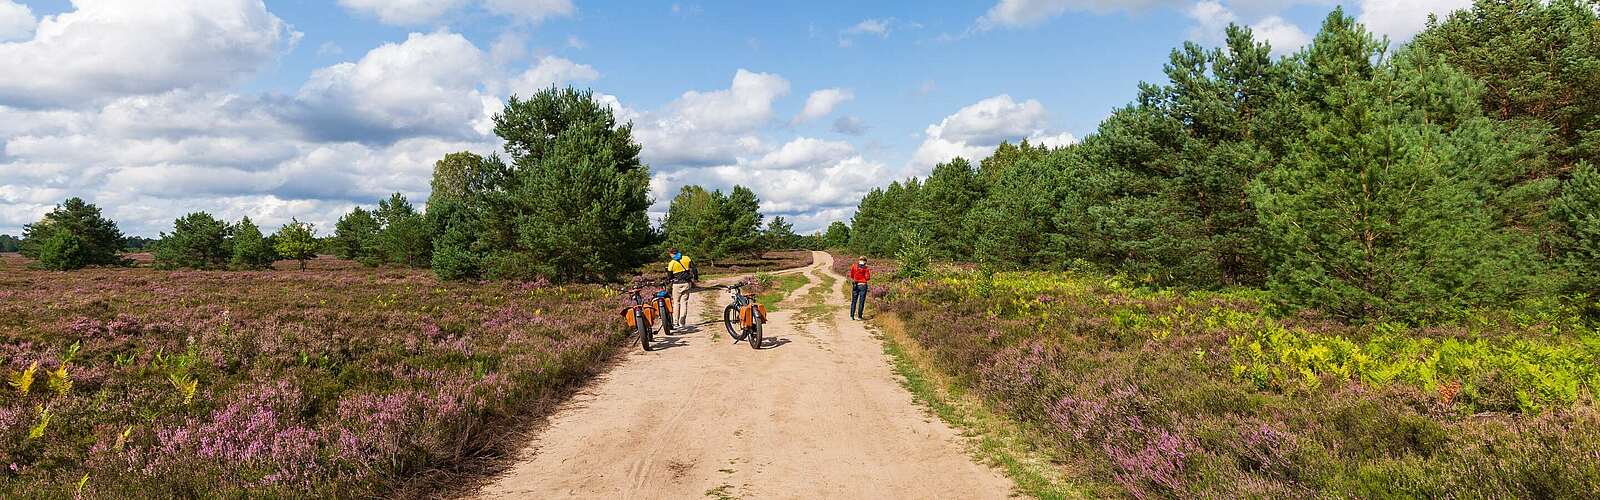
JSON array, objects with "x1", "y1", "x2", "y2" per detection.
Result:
[{"x1": 665, "y1": 248, "x2": 698, "y2": 329}]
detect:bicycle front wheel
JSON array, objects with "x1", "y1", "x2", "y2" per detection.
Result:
[
  {"x1": 638, "y1": 311, "x2": 654, "y2": 351},
  {"x1": 724, "y1": 304, "x2": 747, "y2": 341},
  {"x1": 748, "y1": 318, "x2": 763, "y2": 349}
]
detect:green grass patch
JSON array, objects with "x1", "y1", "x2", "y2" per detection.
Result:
[
  {"x1": 798, "y1": 269, "x2": 838, "y2": 324},
  {"x1": 752, "y1": 272, "x2": 808, "y2": 312}
]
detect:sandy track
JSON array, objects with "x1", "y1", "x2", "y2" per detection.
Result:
[{"x1": 475, "y1": 251, "x2": 1014, "y2": 499}]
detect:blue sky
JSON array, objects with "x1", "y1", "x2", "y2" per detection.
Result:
[{"x1": 0, "y1": 0, "x2": 1472, "y2": 237}]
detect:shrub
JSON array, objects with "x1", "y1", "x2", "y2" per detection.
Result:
[{"x1": 35, "y1": 230, "x2": 88, "y2": 271}]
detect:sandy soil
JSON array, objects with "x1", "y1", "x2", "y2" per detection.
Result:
[{"x1": 474, "y1": 251, "x2": 1014, "y2": 499}]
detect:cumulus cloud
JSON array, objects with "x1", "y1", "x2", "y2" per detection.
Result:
[
  {"x1": 1186, "y1": 1, "x2": 1311, "y2": 56},
  {"x1": 793, "y1": 88, "x2": 853, "y2": 124},
  {"x1": 1356, "y1": 0, "x2": 1471, "y2": 41},
  {"x1": 0, "y1": 0, "x2": 298, "y2": 108},
  {"x1": 289, "y1": 31, "x2": 493, "y2": 143},
  {"x1": 911, "y1": 95, "x2": 1075, "y2": 168},
  {"x1": 508, "y1": 56, "x2": 600, "y2": 94},
  {"x1": 668, "y1": 69, "x2": 790, "y2": 131},
  {"x1": 338, "y1": 0, "x2": 573, "y2": 25},
  {"x1": 0, "y1": 0, "x2": 34, "y2": 42}
]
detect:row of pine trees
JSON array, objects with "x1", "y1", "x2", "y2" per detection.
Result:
[{"x1": 846, "y1": 2, "x2": 1600, "y2": 323}]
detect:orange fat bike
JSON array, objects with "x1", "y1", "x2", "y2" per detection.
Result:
[
  {"x1": 720, "y1": 282, "x2": 768, "y2": 349},
  {"x1": 621, "y1": 283, "x2": 674, "y2": 351}
]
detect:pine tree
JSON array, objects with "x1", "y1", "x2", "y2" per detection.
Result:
[
  {"x1": 1555, "y1": 163, "x2": 1600, "y2": 294},
  {"x1": 332, "y1": 208, "x2": 379, "y2": 263},
  {"x1": 718, "y1": 186, "x2": 764, "y2": 257},
  {"x1": 1251, "y1": 23, "x2": 1549, "y2": 321},
  {"x1": 822, "y1": 221, "x2": 851, "y2": 249},
  {"x1": 1413, "y1": 0, "x2": 1600, "y2": 172},
  {"x1": 153, "y1": 212, "x2": 231, "y2": 270},
  {"x1": 764, "y1": 216, "x2": 799, "y2": 251},
  {"x1": 228, "y1": 217, "x2": 276, "y2": 270},
  {"x1": 914, "y1": 158, "x2": 985, "y2": 259},
  {"x1": 20, "y1": 197, "x2": 128, "y2": 269},
  {"x1": 481, "y1": 87, "x2": 656, "y2": 281}
]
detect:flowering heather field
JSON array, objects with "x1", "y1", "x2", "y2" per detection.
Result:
[
  {"x1": 0, "y1": 254, "x2": 624, "y2": 497},
  {"x1": 881, "y1": 270, "x2": 1600, "y2": 497}
]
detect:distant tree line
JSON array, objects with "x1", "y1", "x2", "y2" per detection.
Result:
[{"x1": 845, "y1": 2, "x2": 1600, "y2": 323}]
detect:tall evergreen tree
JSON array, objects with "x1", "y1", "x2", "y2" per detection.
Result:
[
  {"x1": 1252, "y1": 14, "x2": 1550, "y2": 321},
  {"x1": 822, "y1": 221, "x2": 851, "y2": 249},
  {"x1": 1413, "y1": 0, "x2": 1600, "y2": 172},
  {"x1": 914, "y1": 158, "x2": 985, "y2": 259},
  {"x1": 153, "y1": 212, "x2": 231, "y2": 270},
  {"x1": 764, "y1": 216, "x2": 799, "y2": 251},
  {"x1": 663, "y1": 185, "x2": 728, "y2": 260},
  {"x1": 719, "y1": 185, "x2": 764, "y2": 257},
  {"x1": 481, "y1": 87, "x2": 656, "y2": 281},
  {"x1": 20, "y1": 197, "x2": 128, "y2": 269},
  {"x1": 332, "y1": 208, "x2": 379, "y2": 263},
  {"x1": 228, "y1": 217, "x2": 276, "y2": 270}
]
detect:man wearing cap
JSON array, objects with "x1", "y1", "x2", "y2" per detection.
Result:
[{"x1": 848, "y1": 256, "x2": 871, "y2": 320}]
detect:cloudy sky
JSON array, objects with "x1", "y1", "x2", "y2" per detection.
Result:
[{"x1": 0, "y1": 0, "x2": 1472, "y2": 237}]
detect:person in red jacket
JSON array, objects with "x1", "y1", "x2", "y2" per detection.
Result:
[{"x1": 848, "y1": 256, "x2": 871, "y2": 320}]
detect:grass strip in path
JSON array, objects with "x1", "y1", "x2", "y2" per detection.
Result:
[
  {"x1": 752, "y1": 272, "x2": 808, "y2": 312},
  {"x1": 871, "y1": 314, "x2": 1093, "y2": 500}
]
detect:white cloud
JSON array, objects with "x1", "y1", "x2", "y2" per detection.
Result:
[
  {"x1": 0, "y1": 0, "x2": 34, "y2": 42},
  {"x1": 337, "y1": 0, "x2": 468, "y2": 25},
  {"x1": 750, "y1": 138, "x2": 855, "y2": 170},
  {"x1": 1249, "y1": 16, "x2": 1311, "y2": 55},
  {"x1": 846, "y1": 19, "x2": 891, "y2": 37},
  {"x1": 508, "y1": 56, "x2": 599, "y2": 94},
  {"x1": 339, "y1": 0, "x2": 573, "y2": 25},
  {"x1": 1185, "y1": 1, "x2": 1311, "y2": 56},
  {"x1": 668, "y1": 69, "x2": 790, "y2": 132},
  {"x1": 292, "y1": 31, "x2": 493, "y2": 142},
  {"x1": 911, "y1": 95, "x2": 1074, "y2": 168},
  {"x1": 481, "y1": 0, "x2": 574, "y2": 23},
  {"x1": 1356, "y1": 0, "x2": 1471, "y2": 42},
  {"x1": 978, "y1": 0, "x2": 1187, "y2": 29},
  {"x1": 794, "y1": 88, "x2": 853, "y2": 124},
  {"x1": 0, "y1": 0, "x2": 298, "y2": 108}
]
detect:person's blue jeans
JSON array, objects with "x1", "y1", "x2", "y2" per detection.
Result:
[{"x1": 850, "y1": 283, "x2": 869, "y2": 319}]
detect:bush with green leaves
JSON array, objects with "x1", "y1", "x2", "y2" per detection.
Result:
[
  {"x1": 273, "y1": 219, "x2": 319, "y2": 271},
  {"x1": 35, "y1": 230, "x2": 89, "y2": 271}
]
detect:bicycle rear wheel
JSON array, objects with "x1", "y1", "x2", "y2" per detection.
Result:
[
  {"x1": 748, "y1": 318, "x2": 763, "y2": 349},
  {"x1": 724, "y1": 304, "x2": 747, "y2": 341}
]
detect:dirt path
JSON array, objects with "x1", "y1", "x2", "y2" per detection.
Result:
[{"x1": 475, "y1": 251, "x2": 1014, "y2": 499}]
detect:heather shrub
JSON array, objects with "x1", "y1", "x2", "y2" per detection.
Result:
[
  {"x1": 880, "y1": 268, "x2": 1600, "y2": 497},
  {"x1": 0, "y1": 256, "x2": 625, "y2": 497}
]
